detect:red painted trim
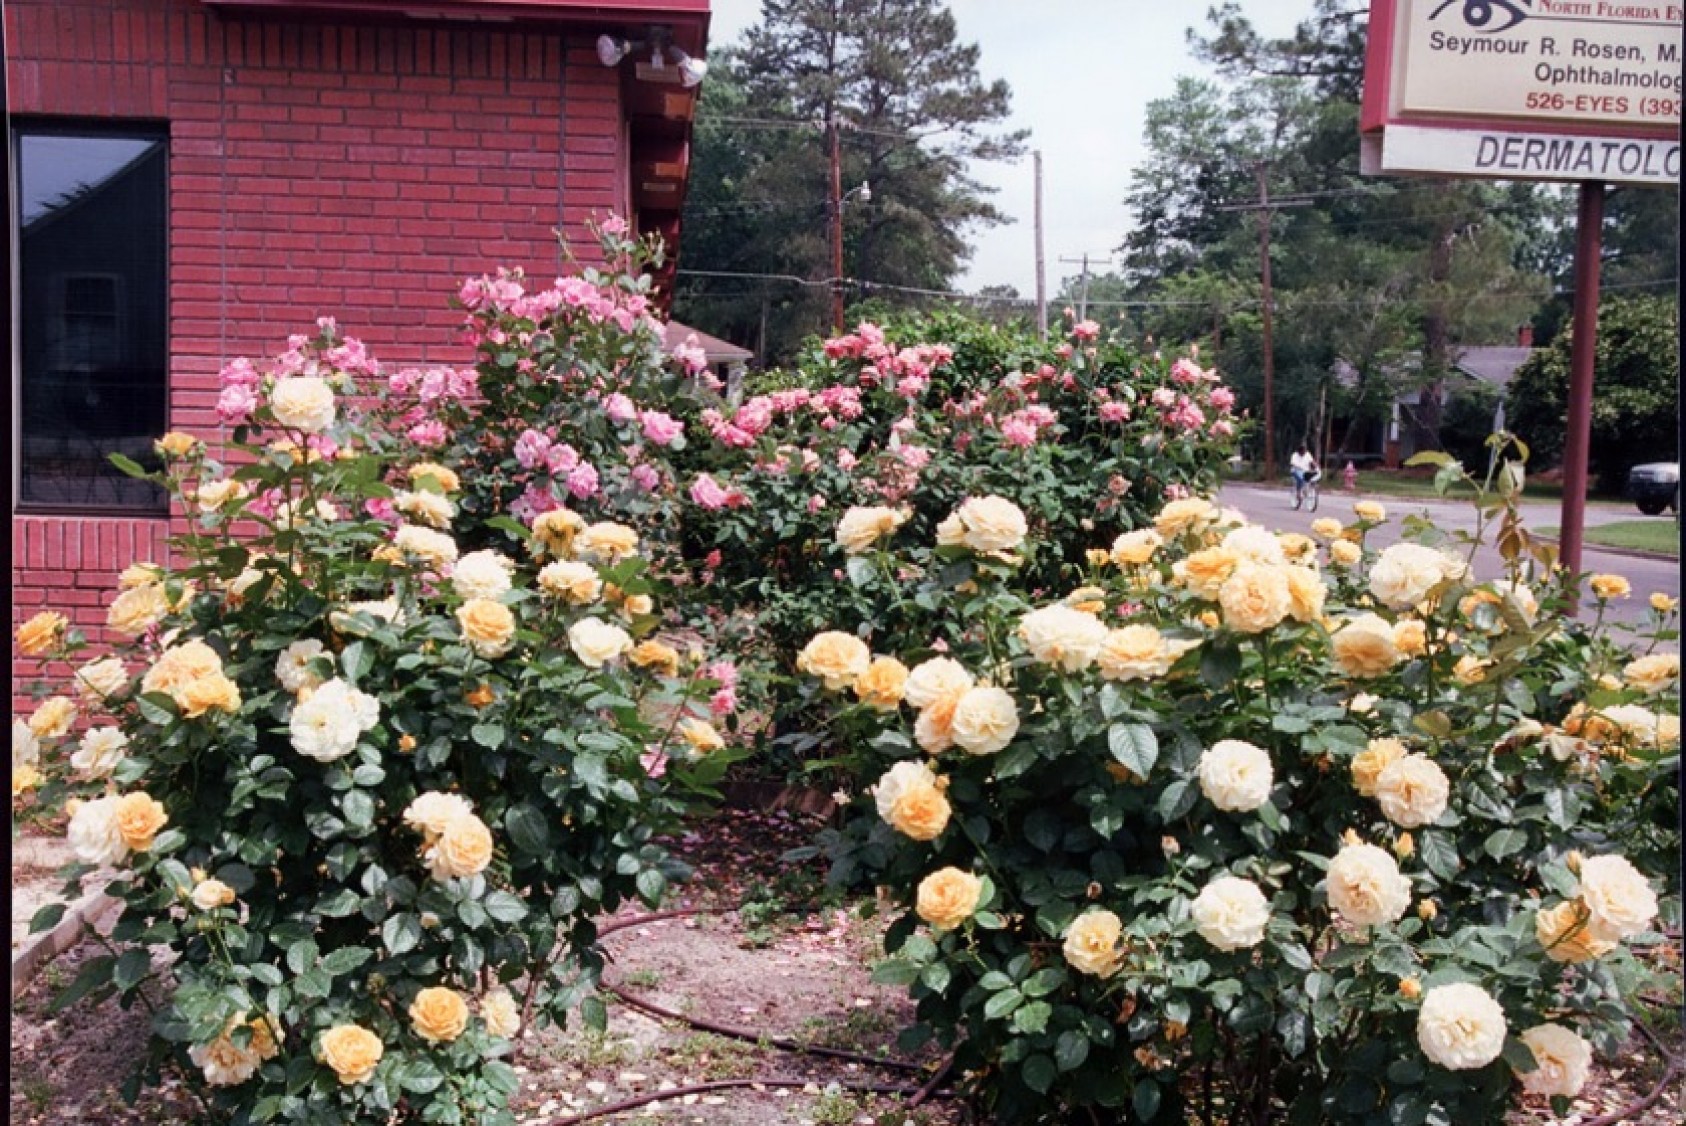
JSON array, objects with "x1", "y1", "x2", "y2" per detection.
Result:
[
  {"x1": 1360, "y1": 0, "x2": 1395, "y2": 136},
  {"x1": 201, "y1": 0, "x2": 710, "y2": 17},
  {"x1": 1382, "y1": 115, "x2": 1674, "y2": 141}
]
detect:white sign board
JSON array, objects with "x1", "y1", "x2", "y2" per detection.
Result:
[
  {"x1": 1377, "y1": 122, "x2": 1682, "y2": 184},
  {"x1": 1396, "y1": 0, "x2": 1682, "y2": 130}
]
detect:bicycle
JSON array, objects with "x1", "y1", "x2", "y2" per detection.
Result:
[{"x1": 1292, "y1": 469, "x2": 1321, "y2": 512}]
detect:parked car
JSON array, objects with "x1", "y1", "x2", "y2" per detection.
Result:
[{"x1": 1625, "y1": 461, "x2": 1679, "y2": 516}]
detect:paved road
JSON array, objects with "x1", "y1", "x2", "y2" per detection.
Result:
[{"x1": 1217, "y1": 483, "x2": 1679, "y2": 628}]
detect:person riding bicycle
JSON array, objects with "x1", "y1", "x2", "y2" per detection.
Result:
[{"x1": 1290, "y1": 445, "x2": 1319, "y2": 493}]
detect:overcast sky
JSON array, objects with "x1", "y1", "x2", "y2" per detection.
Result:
[{"x1": 704, "y1": 0, "x2": 1313, "y2": 297}]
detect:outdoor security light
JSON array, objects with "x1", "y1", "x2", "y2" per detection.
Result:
[
  {"x1": 596, "y1": 27, "x2": 707, "y2": 88},
  {"x1": 596, "y1": 34, "x2": 629, "y2": 68},
  {"x1": 667, "y1": 46, "x2": 709, "y2": 89}
]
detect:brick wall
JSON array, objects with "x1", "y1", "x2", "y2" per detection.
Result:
[{"x1": 9, "y1": 0, "x2": 629, "y2": 702}]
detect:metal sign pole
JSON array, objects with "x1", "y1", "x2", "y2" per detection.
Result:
[{"x1": 1557, "y1": 180, "x2": 1604, "y2": 613}]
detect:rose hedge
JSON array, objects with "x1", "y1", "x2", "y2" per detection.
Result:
[{"x1": 798, "y1": 451, "x2": 1679, "y2": 1124}]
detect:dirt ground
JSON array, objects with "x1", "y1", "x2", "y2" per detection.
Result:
[{"x1": 8, "y1": 808, "x2": 1684, "y2": 1125}]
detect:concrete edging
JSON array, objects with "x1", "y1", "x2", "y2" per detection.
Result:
[{"x1": 10, "y1": 885, "x2": 121, "y2": 1000}]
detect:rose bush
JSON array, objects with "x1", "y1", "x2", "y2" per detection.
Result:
[
  {"x1": 799, "y1": 449, "x2": 1679, "y2": 1124},
  {"x1": 16, "y1": 318, "x2": 742, "y2": 1125}
]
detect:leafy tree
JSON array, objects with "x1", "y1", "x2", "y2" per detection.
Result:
[
  {"x1": 1506, "y1": 295, "x2": 1680, "y2": 491},
  {"x1": 673, "y1": 0, "x2": 1025, "y2": 362}
]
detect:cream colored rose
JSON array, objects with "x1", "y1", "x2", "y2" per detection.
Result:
[
  {"x1": 1154, "y1": 497, "x2": 1215, "y2": 539},
  {"x1": 575, "y1": 521, "x2": 640, "y2": 564},
  {"x1": 1310, "y1": 517, "x2": 1344, "y2": 541},
  {"x1": 568, "y1": 617, "x2": 633, "y2": 669},
  {"x1": 68, "y1": 794, "x2": 128, "y2": 865},
  {"x1": 1329, "y1": 539, "x2": 1362, "y2": 568},
  {"x1": 1599, "y1": 704, "x2": 1678, "y2": 750},
  {"x1": 1650, "y1": 592, "x2": 1677, "y2": 613},
  {"x1": 630, "y1": 640, "x2": 681, "y2": 677},
  {"x1": 935, "y1": 512, "x2": 966, "y2": 547},
  {"x1": 1374, "y1": 753, "x2": 1450, "y2": 828},
  {"x1": 854, "y1": 656, "x2": 909, "y2": 710},
  {"x1": 916, "y1": 867, "x2": 984, "y2": 931},
  {"x1": 191, "y1": 878, "x2": 236, "y2": 911},
  {"x1": 318, "y1": 1024, "x2": 383, "y2": 1085},
  {"x1": 1219, "y1": 563, "x2": 1292, "y2": 634},
  {"x1": 1353, "y1": 500, "x2": 1387, "y2": 523},
  {"x1": 1326, "y1": 842, "x2": 1412, "y2": 928},
  {"x1": 1350, "y1": 738, "x2": 1407, "y2": 798},
  {"x1": 680, "y1": 718, "x2": 725, "y2": 754},
  {"x1": 108, "y1": 582, "x2": 170, "y2": 636},
  {"x1": 1174, "y1": 546, "x2": 1239, "y2": 599},
  {"x1": 113, "y1": 791, "x2": 169, "y2": 852},
  {"x1": 270, "y1": 376, "x2": 336, "y2": 433},
  {"x1": 191, "y1": 1027, "x2": 261, "y2": 1086},
  {"x1": 872, "y1": 761, "x2": 950, "y2": 841},
  {"x1": 481, "y1": 988, "x2": 521, "y2": 1039},
  {"x1": 1416, "y1": 982, "x2": 1507, "y2": 1071},
  {"x1": 425, "y1": 814, "x2": 494, "y2": 880},
  {"x1": 949, "y1": 495, "x2": 1028, "y2": 554},
  {"x1": 1623, "y1": 652, "x2": 1679, "y2": 693},
  {"x1": 290, "y1": 678, "x2": 380, "y2": 762},
  {"x1": 75, "y1": 656, "x2": 129, "y2": 702},
  {"x1": 457, "y1": 598, "x2": 516, "y2": 658},
  {"x1": 394, "y1": 489, "x2": 455, "y2": 530},
  {"x1": 1369, "y1": 543, "x2": 1454, "y2": 611},
  {"x1": 119, "y1": 562, "x2": 164, "y2": 590},
  {"x1": 195, "y1": 477, "x2": 248, "y2": 514},
  {"x1": 836, "y1": 506, "x2": 908, "y2": 554},
  {"x1": 1330, "y1": 613, "x2": 1399, "y2": 678},
  {"x1": 28, "y1": 696, "x2": 77, "y2": 739},
  {"x1": 141, "y1": 638, "x2": 221, "y2": 696},
  {"x1": 15, "y1": 610, "x2": 68, "y2": 656},
  {"x1": 950, "y1": 686, "x2": 1019, "y2": 755},
  {"x1": 450, "y1": 551, "x2": 513, "y2": 600},
  {"x1": 796, "y1": 631, "x2": 872, "y2": 691},
  {"x1": 410, "y1": 986, "x2": 470, "y2": 1043},
  {"x1": 538, "y1": 560, "x2": 602, "y2": 604},
  {"x1": 1516, "y1": 1023, "x2": 1592, "y2": 1097},
  {"x1": 1111, "y1": 529, "x2": 1163, "y2": 565},
  {"x1": 392, "y1": 524, "x2": 459, "y2": 571},
  {"x1": 1281, "y1": 565, "x2": 1326, "y2": 623},
  {"x1": 903, "y1": 658, "x2": 975, "y2": 710},
  {"x1": 1097, "y1": 625, "x2": 1194, "y2": 682},
  {"x1": 408, "y1": 462, "x2": 461, "y2": 493},
  {"x1": 1221, "y1": 525, "x2": 1286, "y2": 567},
  {"x1": 532, "y1": 507, "x2": 587, "y2": 558},
  {"x1": 1535, "y1": 900, "x2": 1615, "y2": 963},
  {"x1": 1392, "y1": 618, "x2": 1427, "y2": 657},
  {"x1": 275, "y1": 639, "x2": 327, "y2": 694},
  {"x1": 1197, "y1": 739, "x2": 1273, "y2": 812},
  {"x1": 71, "y1": 726, "x2": 129, "y2": 780},
  {"x1": 13, "y1": 718, "x2": 40, "y2": 771},
  {"x1": 1191, "y1": 876, "x2": 1271, "y2": 951},
  {"x1": 1575, "y1": 854, "x2": 1658, "y2": 940},
  {"x1": 331, "y1": 598, "x2": 404, "y2": 633},
  {"x1": 403, "y1": 792, "x2": 476, "y2": 841},
  {"x1": 1018, "y1": 604, "x2": 1109, "y2": 671},
  {"x1": 1588, "y1": 573, "x2": 1631, "y2": 601},
  {"x1": 1063, "y1": 909, "x2": 1124, "y2": 978}
]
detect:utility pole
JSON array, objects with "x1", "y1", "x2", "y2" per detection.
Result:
[
  {"x1": 1033, "y1": 150, "x2": 1046, "y2": 339},
  {"x1": 829, "y1": 118, "x2": 845, "y2": 335},
  {"x1": 1558, "y1": 180, "x2": 1605, "y2": 611},
  {"x1": 1059, "y1": 252, "x2": 1109, "y2": 322},
  {"x1": 1254, "y1": 162, "x2": 1278, "y2": 480}
]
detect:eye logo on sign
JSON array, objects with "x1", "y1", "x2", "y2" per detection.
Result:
[{"x1": 1429, "y1": 0, "x2": 1533, "y2": 34}]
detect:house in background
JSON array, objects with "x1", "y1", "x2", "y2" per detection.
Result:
[{"x1": 9, "y1": 0, "x2": 713, "y2": 696}]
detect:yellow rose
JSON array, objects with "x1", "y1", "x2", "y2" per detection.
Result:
[
  {"x1": 1282, "y1": 565, "x2": 1327, "y2": 623},
  {"x1": 1350, "y1": 738, "x2": 1407, "y2": 797},
  {"x1": 402, "y1": 792, "x2": 476, "y2": 842},
  {"x1": 1062, "y1": 909, "x2": 1124, "y2": 978},
  {"x1": 13, "y1": 763, "x2": 42, "y2": 797},
  {"x1": 1534, "y1": 900, "x2": 1616, "y2": 963},
  {"x1": 796, "y1": 631, "x2": 872, "y2": 691},
  {"x1": 177, "y1": 674, "x2": 243, "y2": 719},
  {"x1": 1452, "y1": 655, "x2": 1489, "y2": 685},
  {"x1": 194, "y1": 477, "x2": 248, "y2": 513},
  {"x1": 916, "y1": 867, "x2": 984, "y2": 931},
  {"x1": 318, "y1": 1024, "x2": 383, "y2": 1085},
  {"x1": 1174, "y1": 546, "x2": 1239, "y2": 599},
  {"x1": 28, "y1": 696, "x2": 77, "y2": 739},
  {"x1": 15, "y1": 611, "x2": 68, "y2": 656},
  {"x1": 1369, "y1": 543, "x2": 1456, "y2": 611},
  {"x1": 630, "y1": 640, "x2": 682, "y2": 677},
  {"x1": 1399, "y1": 977, "x2": 1423, "y2": 1000},
  {"x1": 948, "y1": 495, "x2": 1029, "y2": 554},
  {"x1": 394, "y1": 490, "x2": 455, "y2": 530},
  {"x1": 1392, "y1": 618, "x2": 1427, "y2": 657},
  {"x1": 835, "y1": 506, "x2": 909, "y2": 554},
  {"x1": 575, "y1": 522, "x2": 640, "y2": 564},
  {"x1": 269, "y1": 376, "x2": 337, "y2": 433},
  {"x1": 1650, "y1": 593, "x2": 1678, "y2": 613},
  {"x1": 481, "y1": 988, "x2": 521, "y2": 1039},
  {"x1": 1310, "y1": 517, "x2": 1344, "y2": 541},
  {"x1": 1197, "y1": 739, "x2": 1273, "y2": 811},
  {"x1": 532, "y1": 508, "x2": 587, "y2": 558},
  {"x1": 950, "y1": 686, "x2": 1019, "y2": 755},
  {"x1": 1085, "y1": 548, "x2": 1111, "y2": 569},
  {"x1": 1153, "y1": 497, "x2": 1215, "y2": 539},
  {"x1": 108, "y1": 582, "x2": 171, "y2": 636},
  {"x1": 191, "y1": 878, "x2": 237, "y2": 911},
  {"x1": 1218, "y1": 563, "x2": 1291, "y2": 634},
  {"x1": 393, "y1": 524, "x2": 459, "y2": 571},
  {"x1": 679, "y1": 717, "x2": 725, "y2": 754},
  {"x1": 113, "y1": 792, "x2": 170, "y2": 852},
  {"x1": 1416, "y1": 984, "x2": 1507, "y2": 1071},
  {"x1": 1588, "y1": 573, "x2": 1631, "y2": 601},
  {"x1": 914, "y1": 693, "x2": 963, "y2": 754},
  {"x1": 456, "y1": 599, "x2": 516, "y2": 658},
  {"x1": 1353, "y1": 500, "x2": 1387, "y2": 523},
  {"x1": 1097, "y1": 625, "x2": 1192, "y2": 682},
  {"x1": 1374, "y1": 753, "x2": 1450, "y2": 828},
  {"x1": 425, "y1": 814, "x2": 494, "y2": 880},
  {"x1": 854, "y1": 656, "x2": 910, "y2": 710},
  {"x1": 409, "y1": 986, "x2": 470, "y2": 1044},
  {"x1": 538, "y1": 560, "x2": 602, "y2": 604},
  {"x1": 1330, "y1": 613, "x2": 1399, "y2": 678},
  {"x1": 155, "y1": 430, "x2": 200, "y2": 458},
  {"x1": 407, "y1": 462, "x2": 461, "y2": 493},
  {"x1": 873, "y1": 761, "x2": 951, "y2": 840},
  {"x1": 1622, "y1": 652, "x2": 1678, "y2": 692},
  {"x1": 1329, "y1": 540, "x2": 1362, "y2": 568},
  {"x1": 1065, "y1": 586, "x2": 1107, "y2": 615},
  {"x1": 1111, "y1": 529, "x2": 1164, "y2": 566},
  {"x1": 1278, "y1": 532, "x2": 1317, "y2": 564}
]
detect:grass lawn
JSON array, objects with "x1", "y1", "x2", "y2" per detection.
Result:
[
  {"x1": 1537, "y1": 521, "x2": 1680, "y2": 557},
  {"x1": 1351, "y1": 470, "x2": 1626, "y2": 506}
]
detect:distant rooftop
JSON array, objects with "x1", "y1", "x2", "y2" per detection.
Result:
[
  {"x1": 1454, "y1": 346, "x2": 1533, "y2": 389},
  {"x1": 664, "y1": 320, "x2": 753, "y2": 364}
]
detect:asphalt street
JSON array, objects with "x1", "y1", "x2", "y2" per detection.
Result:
[{"x1": 1216, "y1": 483, "x2": 1680, "y2": 629}]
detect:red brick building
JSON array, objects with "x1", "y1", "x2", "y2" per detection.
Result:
[{"x1": 8, "y1": 0, "x2": 711, "y2": 693}]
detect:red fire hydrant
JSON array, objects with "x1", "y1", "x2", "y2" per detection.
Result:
[{"x1": 1343, "y1": 461, "x2": 1358, "y2": 493}]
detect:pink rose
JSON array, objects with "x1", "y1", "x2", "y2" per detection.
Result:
[
  {"x1": 690, "y1": 473, "x2": 730, "y2": 510},
  {"x1": 567, "y1": 461, "x2": 600, "y2": 499},
  {"x1": 1072, "y1": 319, "x2": 1100, "y2": 342},
  {"x1": 604, "y1": 393, "x2": 638, "y2": 424},
  {"x1": 217, "y1": 384, "x2": 258, "y2": 424},
  {"x1": 640, "y1": 410, "x2": 684, "y2": 447},
  {"x1": 631, "y1": 464, "x2": 662, "y2": 492},
  {"x1": 514, "y1": 429, "x2": 552, "y2": 469},
  {"x1": 407, "y1": 420, "x2": 448, "y2": 448}
]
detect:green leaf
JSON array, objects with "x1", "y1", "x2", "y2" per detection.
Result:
[
  {"x1": 635, "y1": 868, "x2": 666, "y2": 906},
  {"x1": 1419, "y1": 831, "x2": 1460, "y2": 882},
  {"x1": 471, "y1": 723, "x2": 506, "y2": 749},
  {"x1": 1276, "y1": 1010, "x2": 1311, "y2": 1059},
  {"x1": 1107, "y1": 723, "x2": 1159, "y2": 778},
  {"x1": 1201, "y1": 641, "x2": 1242, "y2": 689},
  {"x1": 107, "y1": 452, "x2": 151, "y2": 479},
  {"x1": 581, "y1": 995, "x2": 609, "y2": 1033},
  {"x1": 1021, "y1": 1053, "x2": 1057, "y2": 1095},
  {"x1": 484, "y1": 891, "x2": 528, "y2": 924},
  {"x1": 113, "y1": 947, "x2": 153, "y2": 991},
  {"x1": 28, "y1": 903, "x2": 67, "y2": 935},
  {"x1": 135, "y1": 692, "x2": 179, "y2": 726},
  {"x1": 919, "y1": 961, "x2": 952, "y2": 994},
  {"x1": 844, "y1": 556, "x2": 877, "y2": 588},
  {"x1": 984, "y1": 987, "x2": 1024, "y2": 1020},
  {"x1": 382, "y1": 914, "x2": 423, "y2": 956},
  {"x1": 1013, "y1": 1000, "x2": 1052, "y2": 1034},
  {"x1": 1404, "y1": 451, "x2": 1455, "y2": 469},
  {"x1": 1133, "y1": 1079, "x2": 1163, "y2": 1120},
  {"x1": 48, "y1": 953, "x2": 116, "y2": 1013},
  {"x1": 320, "y1": 947, "x2": 372, "y2": 976},
  {"x1": 505, "y1": 804, "x2": 551, "y2": 855},
  {"x1": 1483, "y1": 827, "x2": 1528, "y2": 861},
  {"x1": 1156, "y1": 779, "x2": 1197, "y2": 822},
  {"x1": 286, "y1": 939, "x2": 319, "y2": 975},
  {"x1": 341, "y1": 790, "x2": 376, "y2": 831},
  {"x1": 871, "y1": 959, "x2": 921, "y2": 987},
  {"x1": 1055, "y1": 1030, "x2": 1090, "y2": 1072},
  {"x1": 1502, "y1": 1037, "x2": 1539, "y2": 1073}
]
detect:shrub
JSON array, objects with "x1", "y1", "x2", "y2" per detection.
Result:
[{"x1": 798, "y1": 448, "x2": 1680, "y2": 1124}]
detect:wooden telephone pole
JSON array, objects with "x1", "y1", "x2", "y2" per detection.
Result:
[
  {"x1": 829, "y1": 119, "x2": 845, "y2": 334},
  {"x1": 1033, "y1": 150, "x2": 1047, "y2": 339}
]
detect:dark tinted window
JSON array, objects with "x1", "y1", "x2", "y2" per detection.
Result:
[{"x1": 16, "y1": 127, "x2": 169, "y2": 512}]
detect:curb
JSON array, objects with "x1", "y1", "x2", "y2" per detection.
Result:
[
  {"x1": 1533, "y1": 537, "x2": 1679, "y2": 564},
  {"x1": 10, "y1": 884, "x2": 120, "y2": 1000}
]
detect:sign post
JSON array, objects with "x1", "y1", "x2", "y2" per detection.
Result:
[{"x1": 1360, "y1": 0, "x2": 1681, "y2": 602}]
